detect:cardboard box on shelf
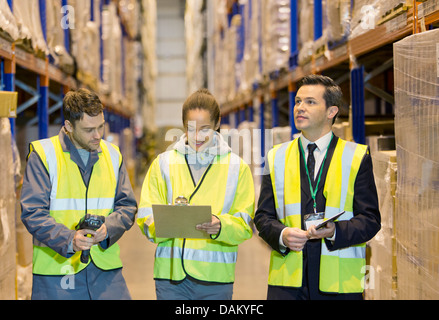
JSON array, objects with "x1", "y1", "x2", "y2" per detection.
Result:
[{"x1": 0, "y1": 91, "x2": 17, "y2": 118}]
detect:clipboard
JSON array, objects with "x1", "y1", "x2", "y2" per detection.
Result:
[{"x1": 152, "y1": 204, "x2": 212, "y2": 239}]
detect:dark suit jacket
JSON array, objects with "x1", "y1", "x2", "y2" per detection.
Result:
[{"x1": 254, "y1": 135, "x2": 381, "y2": 297}]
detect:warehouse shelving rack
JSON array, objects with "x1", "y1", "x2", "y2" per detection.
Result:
[
  {"x1": 0, "y1": 0, "x2": 133, "y2": 145},
  {"x1": 220, "y1": 0, "x2": 439, "y2": 152}
]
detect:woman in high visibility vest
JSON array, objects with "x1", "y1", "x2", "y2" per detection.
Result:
[{"x1": 137, "y1": 89, "x2": 255, "y2": 300}]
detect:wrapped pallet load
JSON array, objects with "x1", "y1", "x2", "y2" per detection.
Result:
[
  {"x1": 240, "y1": 0, "x2": 263, "y2": 94},
  {"x1": 350, "y1": 0, "x2": 382, "y2": 39},
  {"x1": 102, "y1": 1, "x2": 123, "y2": 108},
  {"x1": 13, "y1": 0, "x2": 48, "y2": 55},
  {"x1": 46, "y1": 0, "x2": 74, "y2": 75},
  {"x1": 70, "y1": 0, "x2": 101, "y2": 92},
  {"x1": 210, "y1": 0, "x2": 228, "y2": 104},
  {"x1": 186, "y1": 0, "x2": 205, "y2": 95},
  {"x1": 322, "y1": 0, "x2": 350, "y2": 49},
  {"x1": 0, "y1": 0, "x2": 19, "y2": 41},
  {"x1": 140, "y1": 0, "x2": 158, "y2": 131},
  {"x1": 366, "y1": 150, "x2": 397, "y2": 300},
  {"x1": 393, "y1": 28, "x2": 439, "y2": 300},
  {"x1": 263, "y1": 0, "x2": 290, "y2": 75},
  {"x1": 0, "y1": 119, "x2": 17, "y2": 300},
  {"x1": 298, "y1": 0, "x2": 314, "y2": 66}
]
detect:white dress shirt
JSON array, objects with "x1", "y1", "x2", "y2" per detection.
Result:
[
  {"x1": 279, "y1": 131, "x2": 335, "y2": 251},
  {"x1": 299, "y1": 131, "x2": 333, "y2": 180}
]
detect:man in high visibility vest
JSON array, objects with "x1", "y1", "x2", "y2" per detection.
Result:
[
  {"x1": 20, "y1": 88, "x2": 137, "y2": 300},
  {"x1": 254, "y1": 75, "x2": 381, "y2": 300}
]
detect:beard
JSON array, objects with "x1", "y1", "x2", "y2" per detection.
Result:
[{"x1": 70, "y1": 132, "x2": 101, "y2": 151}]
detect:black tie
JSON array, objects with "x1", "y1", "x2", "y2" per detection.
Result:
[{"x1": 307, "y1": 143, "x2": 318, "y2": 187}]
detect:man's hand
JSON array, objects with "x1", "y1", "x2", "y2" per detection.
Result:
[
  {"x1": 196, "y1": 215, "x2": 221, "y2": 235},
  {"x1": 306, "y1": 222, "x2": 335, "y2": 240},
  {"x1": 73, "y1": 229, "x2": 95, "y2": 252},
  {"x1": 73, "y1": 224, "x2": 107, "y2": 252},
  {"x1": 282, "y1": 227, "x2": 309, "y2": 251},
  {"x1": 93, "y1": 224, "x2": 108, "y2": 243}
]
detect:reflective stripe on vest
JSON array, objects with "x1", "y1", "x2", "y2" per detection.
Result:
[
  {"x1": 144, "y1": 150, "x2": 247, "y2": 283},
  {"x1": 30, "y1": 136, "x2": 122, "y2": 275},
  {"x1": 156, "y1": 246, "x2": 238, "y2": 264},
  {"x1": 268, "y1": 137, "x2": 368, "y2": 293}
]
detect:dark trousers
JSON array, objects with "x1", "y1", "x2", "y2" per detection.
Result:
[
  {"x1": 31, "y1": 261, "x2": 131, "y2": 300},
  {"x1": 267, "y1": 240, "x2": 363, "y2": 300}
]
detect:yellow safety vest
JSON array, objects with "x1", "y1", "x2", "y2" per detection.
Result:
[
  {"x1": 30, "y1": 136, "x2": 123, "y2": 275},
  {"x1": 137, "y1": 150, "x2": 255, "y2": 283},
  {"x1": 268, "y1": 137, "x2": 368, "y2": 293}
]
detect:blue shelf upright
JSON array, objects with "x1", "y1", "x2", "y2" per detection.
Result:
[
  {"x1": 259, "y1": 96, "x2": 265, "y2": 163},
  {"x1": 314, "y1": 0, "x2": 323, "y2": 41},
  {"x1": 289, "y1": 0, "x2": 298, "y2": 69},
  {"x1": 38, "y1": 0, "x2": 49, "y2": 139},
  {"x1": 351, "y1": 66, "x2": 366, "y2": 145}
]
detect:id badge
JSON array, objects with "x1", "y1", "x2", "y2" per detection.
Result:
[{"x1": 304, "y1": 212, "x2": 325, "y2": 230}]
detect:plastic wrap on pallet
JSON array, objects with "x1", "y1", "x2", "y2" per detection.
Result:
[
  {"x1": 215, "y1": 10, "x2": 238, "y2": 104},
  {"x1": 366, "y1": 150, "x2": 397, "y2": 300},
  {"x1": 70, "y1": 0, "x2": 101, "y2": 90},
  {"x1": 322, "y1": 0, "x2": 350, "y2": 49},
  {"x1": 244, "y1": 0, "x2": 263, "y2": 88},
  {"x1": 236, "y1": 3, "x2": 247, "y2": 94},
  {"x1": 350, "y1": 0, "x2": 381, "y2": 39},
  {"x1": 46, "y1": 0, "x2": 74, "y2": 75},
  {"x1": 140, "y1": 0, "x2": 157, "y2": 131},
  {"x1": 210, "y1": 0, "x2": 231, "y2": 104},
  {"x1": 393, "y1": 28, "x2": 439, "y2": 300},
  {"x1": 0, "y1": 0, "x2": 19, "y2": 41},
  {"x1": 0, "y1": 118, "x2": 17, "y2": 300},
  {"x1": 298, "y1": 0, "x2": 314, "y2": 65},
  {"x1": 124, "y1": 39, "x2": 142, "y2": 116},
  {"x1": 102, "y1": 2, "x2": 123, "y2": 107},
  {"x1": 418, "y1": 0, "x2": 439, "y2": 19},
  {"x1": 350, "y1": 0, "x2": 408, "y2": 39},
  {"x1": 13, "y1": 0, "x2": 48, "y2": 54},
  {"x1": 118, "y1": 0, "x2": 141, "y2": 39},
  {"x1": 185, "y1": 0, "x2": 205, "y2": 95},
  {"x1": 227, "y1": 18, "x2": 238, "y2": 102},
  {"x1": 262, "y1": 0, "x2": 290, "y2": 75}
]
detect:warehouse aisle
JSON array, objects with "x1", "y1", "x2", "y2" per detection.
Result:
[{"x1": 118, "y1": 188, "x2": 271, "y2": 300}]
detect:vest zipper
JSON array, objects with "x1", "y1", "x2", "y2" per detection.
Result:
[
  {"x1": 85, "y1": 166, "x2": 94, "y2": 214},
  {"x1": 181, "y1": 154, "x2": 214, "y2": 281},
  {"x1": 184, "y1": 154, "x2": 214, "y2": 201}
]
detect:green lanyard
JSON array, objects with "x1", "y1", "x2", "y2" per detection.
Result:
[{"x1": 298, "y1": 134, "x2": 333, "y2": 213}]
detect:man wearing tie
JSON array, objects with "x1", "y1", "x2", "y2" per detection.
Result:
[{"x1": 254, "y1": 74, "x2": 381, "y2": 300}]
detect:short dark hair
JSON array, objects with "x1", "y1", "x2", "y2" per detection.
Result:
[
  {"x1": 297, "y1": 74, "x2": 342, "y2": 123},
  {"x1": 182, "y1": 88, "x2": 220, "y2": 127},
  {"x1": 63, "y1": 88, "x2": 104, "y2": 126}
]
